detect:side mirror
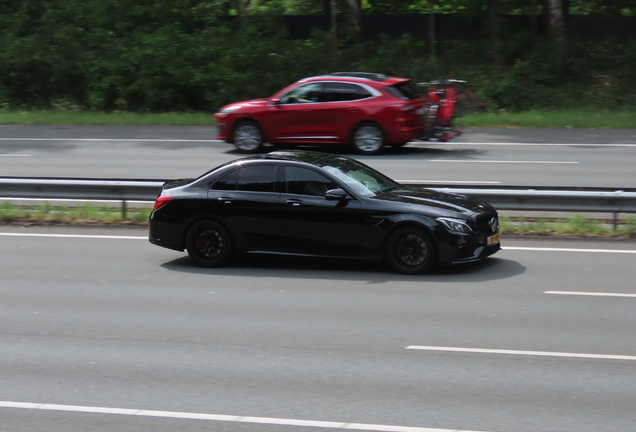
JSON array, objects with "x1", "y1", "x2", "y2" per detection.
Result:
[
  {"x1": 270, "y1": 98, "x2": 281, "y2": 105},
  {"x1": 325, "y1": 188, "x2": 348, "y2": 201}
]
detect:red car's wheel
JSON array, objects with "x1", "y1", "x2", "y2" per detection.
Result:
[
  {"x1": 352, "y1": 122, "x2": 385, "y2": 155},
  {"x1": 233, "y1": 120, "x2": 264, "y2": 153}
]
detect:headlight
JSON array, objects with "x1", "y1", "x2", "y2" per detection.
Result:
[
  {"x1": 437, "y1": 217, "x2": 474, "y2": 234},
  {"x1": 217, "y1": 105, "x2": 240, "y2": 115}
]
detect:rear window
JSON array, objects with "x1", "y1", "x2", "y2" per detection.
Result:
[{"x1": 384, "y1": 81, "x2": 419, "y2": 100}]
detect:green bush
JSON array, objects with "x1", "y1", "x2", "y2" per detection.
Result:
[{"x1": 1, "y1": 1, "x2": 636, "y2": 112}]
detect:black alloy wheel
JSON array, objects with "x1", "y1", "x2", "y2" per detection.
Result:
[
  {"x1": 386, "y1": 226, "x2": 437, "y2": 274},
  {"x1": 186, "y1": 221, "x2": 233, "y2": 267},
  {"x1": 233, "y1": 120, "x2": 264, "y2": 153}
]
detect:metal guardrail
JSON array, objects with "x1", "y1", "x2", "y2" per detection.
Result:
[{"x1": 2, "y1": 178, "x2": 636, "y2": 227}]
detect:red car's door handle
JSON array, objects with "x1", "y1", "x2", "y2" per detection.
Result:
[
  {"x1": 286, "y1": 199, "x2": 303, "y2": 207},
  {"x1": 347, "y1": 108, "x2": 359, "y2": 112}
]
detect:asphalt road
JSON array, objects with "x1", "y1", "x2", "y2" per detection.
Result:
[
  {"x1": 1, "y1": 125, "x2": 636, "y2": 187},
  {"x1": 2, "y1": 126, "x2": 636, "y2": 432},
  {"x1": 1, "y1": 225, "x2": 636, "y2": 432}
]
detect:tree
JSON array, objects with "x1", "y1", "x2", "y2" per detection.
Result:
[{"x1": 547, "y1": 0, "x2": 565, "y2": 42}]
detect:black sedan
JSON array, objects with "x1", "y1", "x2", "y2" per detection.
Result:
[{"x1": 149, "y1": 150, "x2": 500, "y2": 274}]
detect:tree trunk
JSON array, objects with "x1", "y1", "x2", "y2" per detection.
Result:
[
  {"x1": 429, "y1": 3, "x2": 436, "y2": 59},
  {"x1": 235, "y1": 0, "x2": 249, "y2": 26},
  {"x1": 488, "y1": 0, "x2": 505, "y2": 68},
  {"x1": 530, "y1": 0, "x2": 537, "y2": 34},
  {"x1": 547, "y1": 0, "x2": 565, "y2": 42},
  {"x1": 345, "y1": 0, "x2": 363, "y2": 43},
  {"x1": 330, "y1": 0, "x2": 337, "y2": 53}
]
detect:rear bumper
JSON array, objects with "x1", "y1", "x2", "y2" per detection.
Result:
[
  {"x1": 148, "y1": 217, "x2": 186, "y2": 252},
  {"x1": 389, "y1": 125, "x2": 423, "y2": 143}
]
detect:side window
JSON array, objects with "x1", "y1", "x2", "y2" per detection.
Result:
[
  {"x1": 212, "y1": 169, "x2": 238, "y2": 190},
  {"x1": 321, "y1": 82, "x2": 372, "y2": 102},
  {"x1": 237, "y1": 165, "x2": 277, "y2": 192},
  {"x1": 285, "y1": 166, "x2": 337, "y2": 197},
  {"x1": 279, "y1": 83, "x2": 322, "y2": 104}
]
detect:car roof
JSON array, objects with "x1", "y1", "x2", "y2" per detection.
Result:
[
  {"x1": 240, "y1": 150, "x2": 348, "y2": 166},
  {"x1": 300, "y1": 72, "x2": 410, "y2": 86}
]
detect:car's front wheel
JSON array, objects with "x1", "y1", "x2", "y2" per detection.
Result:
[
  {"x1": 352, "y1": 122, "x2": 385, "y2": 155},
  {"x1": 233, "y1": 120, "x2": 264, "y2": 153},
  {"x1": 386, "y1": 226, "x2": 437, "y2": 274},
  {"x1": 186, "y1": 221, "x2": 233, "y2": 267}
]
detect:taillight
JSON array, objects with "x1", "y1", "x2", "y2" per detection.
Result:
[{"x1": 153, "y1": 195, "x2": 172, "y2": 211}]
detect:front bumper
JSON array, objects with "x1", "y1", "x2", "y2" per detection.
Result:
[{"x1": 450, "y1": 242, "x2": 501, "y2": 263}]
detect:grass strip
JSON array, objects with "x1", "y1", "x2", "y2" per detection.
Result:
[
  {"x1": 0, "y1": 202, "x2": 151, "y2": 225},
  {"x1": 0, "y1": 110, "x2": 216, "y2": 126},
  {"x1": 461, "y1": 110, "x2": 636, "y2": 129}
]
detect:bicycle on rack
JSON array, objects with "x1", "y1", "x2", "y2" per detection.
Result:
[{"x1": 417, "y1": 79, "x2": 466, "y2": 142}]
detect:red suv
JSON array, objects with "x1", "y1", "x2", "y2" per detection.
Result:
[{"x1": 214, "y1": 72, "x2": 425, "y2": 155}]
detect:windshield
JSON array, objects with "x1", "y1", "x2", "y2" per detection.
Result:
[{"x1": 316, "y1": 156, "x2": 400, "y2": 197}]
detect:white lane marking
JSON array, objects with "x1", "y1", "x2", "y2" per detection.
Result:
[
  {"x1": 0, "y1": 400, "x2": 494, "y2": 432},
  {"x1": 0, "y1": 138, "x2": 220, "y2": 143},
  {"x1": 2, "y1": 234, "x2": 636, "y2": 257},
  {"x1": 0, "y1": 197, "x2": 150, "y2": 205},
  {"x1": 505, "y1": 246, "x2": 636, "y2": 254},
  {"x1": 428, "y1": 160, "x2": 578, "y2": 164},
  {"x1": 0, "y1": 154, "x2": 31, "y2": 157},
  {"x1": 397, "y1": 180, "x2": 501, "y2": 185},
  {"x1": 545, "y1": 291, "x2": 636, "y2": 298},
  {"x1": 412, "y1": 142, "x2": 636, "y2": 147},
  {"x1": 0, "y1": 233, "x2": 146, "y2": 240},
  {"x1": 406, "y1": 346, "x2": 636, "y2": 361}
]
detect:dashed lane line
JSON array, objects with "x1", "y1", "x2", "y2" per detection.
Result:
[
  {"x1": 406, "y1": 346, "x2": 636, "y2": 361},
  {"x1": 545, "y1": 291, "x2": 636, "y2": 298},
  {"x1": 0, "y1": 233, "x2": 146, "y2": 240}
]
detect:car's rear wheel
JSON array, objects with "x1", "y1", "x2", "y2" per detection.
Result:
[
  {"x1": 352, "y1": 122, "x2": 385, "y2": 155},
  {"x1": 386, "y1": 226, "x2": 437, "y2": 274},
  {"x1": 233, "y1": 120, "x2": 264, "y2": 153},
  {"x1": 186, "y1": 221, "x2": 233, "y2": 267}
]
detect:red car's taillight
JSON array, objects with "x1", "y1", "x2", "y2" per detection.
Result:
[{"x1": 153, "y1": 195, "x2": 172, "y2": 211}]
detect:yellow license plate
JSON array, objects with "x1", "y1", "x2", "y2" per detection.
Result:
[{"x1": 487, "y1": 232, "x2": 500, "y2": 245}]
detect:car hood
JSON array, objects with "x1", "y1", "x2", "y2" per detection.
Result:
[
  {"x1": 220, "y1": 98, "x2": 268, "y2": 112},
  {"x1": 373, "y1": 187, "x2": 494, "y2": 219}
]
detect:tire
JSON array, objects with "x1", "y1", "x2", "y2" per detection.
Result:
[
  {"x1": 233, "y1": 120, "x2": 264, "y2": 153},
  {"x1": 352, "y1": 122, "x2": 385, "y2": 155},
  {"x1": 185, "y1": 220, "x2": 233, "y2": 268},
  {"x1": 385, "y1": 226, "x2": 437, "y2": 275},
  {"x1": 450, "y1": 101, "x2": 464, "y2": 129},
  {"x1": 422, "y1": 103, "x2": 439, "y2": 140}
]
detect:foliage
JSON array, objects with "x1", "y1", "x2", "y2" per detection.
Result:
[{"x1": 1, "y1": 0, "x2": 636, "y2": 112}]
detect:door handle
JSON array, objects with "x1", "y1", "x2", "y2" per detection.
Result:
[
  {"x1": 218, "y1": 197, "x2": 234, "y2": 204},
  {"x1": 286, "y1": 199, "x2": 303, "y2": 207},
  {"x1": 346, "y1": 108, "x2": 359, "y2": 112}
]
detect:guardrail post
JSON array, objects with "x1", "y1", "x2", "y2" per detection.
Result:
[
  {"x1": 613, "y1": 212, "x2": 618, "y2": 230},
  {"x1": 122, "y1": 200, "x2": 127, "y2": 219}
]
